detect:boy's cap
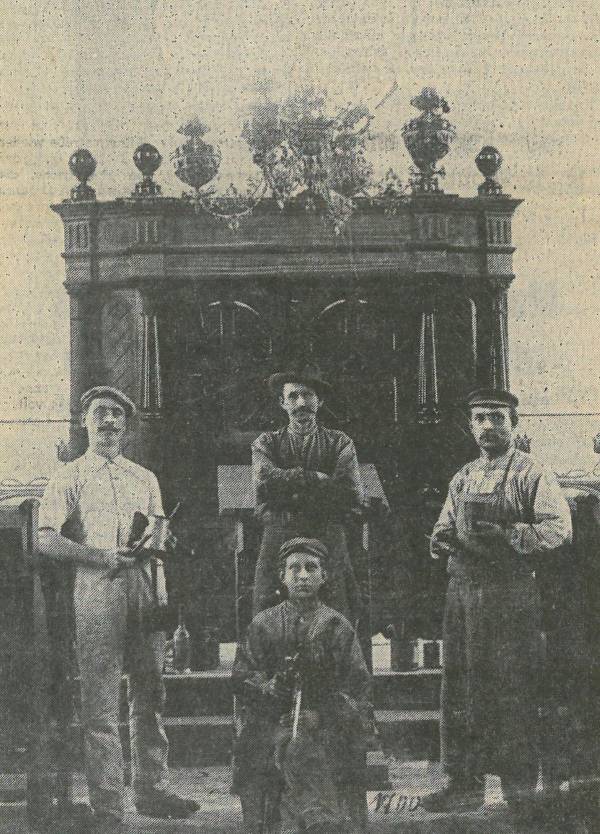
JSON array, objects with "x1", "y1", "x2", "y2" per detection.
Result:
[
  {"x1": 80, "y1": 386, "x2": 137, "y2": 418},
  {"x1": 466, "y1": 388, "x2": 518, "y2": 409},
  {"x1": 278, "y1": 537, "x2": 328, "y2": 570}
]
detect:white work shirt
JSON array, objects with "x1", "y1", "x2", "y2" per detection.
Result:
[{"x1": 39, "y1": 450, "x2": 167, "y2": 600}]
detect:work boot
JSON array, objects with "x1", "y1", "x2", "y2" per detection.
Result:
[
  {"x1": 135, "y1": 788, "x2": 199, "y2": 819},
  {"x1": 421, "y1": 777, "x2": 484, "y2": 813}
]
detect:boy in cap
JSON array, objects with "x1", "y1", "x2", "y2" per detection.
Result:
[
  {"x1": 422, "y1": 388, "x2": 572, "y2": 816},
  {"x1": 233, "y1": 537, "x2": 373, "y2": 834},
  {"x1": 38, "y1": 387, "x2": 197, "y2": 833},
  {"x1": 252, "y1": 364, "x2": 364, "y2": 622}
]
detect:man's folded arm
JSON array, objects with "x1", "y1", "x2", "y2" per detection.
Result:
[{"x1": 252, "y1": 440, "x2": 318, "y2": 503}]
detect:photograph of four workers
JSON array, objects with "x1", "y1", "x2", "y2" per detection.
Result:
[{"x1": 37, "y1": 365, "x2": 572, "y2": 834}]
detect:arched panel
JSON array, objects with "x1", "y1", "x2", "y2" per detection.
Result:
[{"x1": 435, "y1": 292, "x2": 478, "y2": 409}]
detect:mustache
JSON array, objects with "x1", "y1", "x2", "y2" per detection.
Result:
[{"x1": 99, "y1": 426, "x2": 119, "y2": 433}]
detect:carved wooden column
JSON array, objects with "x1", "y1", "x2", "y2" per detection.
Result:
[
  {"x1": 417, "y1": 298, "x2": 440, "y2": 424},
  {"x1": 489, "y1": 278, "x2": 510, "y2": 390},
  {"x1": 139, "y1": 294, "x2": 164, "y2": 472},
  {"x1": 141, "y1": 303, "x2": 163, "y2": 413}
]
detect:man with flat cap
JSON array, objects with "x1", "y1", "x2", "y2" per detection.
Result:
[
  {"x1": 251, "y1": 365, "x2": 365, "y2": 622},
  {"x1": 422, "y1": 388, "x2": 572, "y2": 817},
  {"x1": 38, "y1": 387, "x2": 197, "y2": 833},
  {"x1": 233, "y1": 536, "x2": 373, "y2": 834}
]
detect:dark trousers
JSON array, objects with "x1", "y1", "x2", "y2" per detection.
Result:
[{"x1": 441, "y1": 573, "x2": 542, "y2": 797}]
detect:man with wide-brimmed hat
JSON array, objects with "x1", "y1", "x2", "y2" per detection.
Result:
[
  {"x1": 421, "y1": 388, "x2": 572, "y2": 818},
  {"x1": 233, "y1": 536, "x2": 373, "y2": 834},
  {"x1": 38, "y1": 386, "x2": 197, "y2": 833},
  {"x1": 251, "y1": 364, "x2": 365, "y2": 622}
]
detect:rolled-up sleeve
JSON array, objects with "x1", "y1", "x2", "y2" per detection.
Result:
[
  {"x1": 509, "y1": 469, "x2": 572, "y2": 555},
  {"x1": 38, "y1": 469, "x2": 74, "y2": 532},
  {"x1": 430, "y1": 475, "x2": 460, "y2": 559}
]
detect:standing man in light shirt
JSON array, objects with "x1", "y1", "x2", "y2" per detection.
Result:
[
  {"x1": 38, "y1": 386, "x2": 198, "y2": 834},
  {"x1": 421, "y1": 388, "x2": 572, "y2": 818}
]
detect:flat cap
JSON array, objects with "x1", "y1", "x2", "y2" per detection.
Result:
[
  {"x1": 278, "y1": 537, "x2": 329, "y2": 569},
  {"x1": 466, "y1": 388, "x2": 519, "y2": 409},
  {"x1": 80, "y1": 386, "x2": 137, "y2": 418}
]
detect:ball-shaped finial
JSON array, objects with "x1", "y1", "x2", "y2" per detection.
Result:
[
  {"x1": 68, "y1": 148, "x2": 96, "y2": 184},
  {"x1": 475, "y1": 146, "x2": 502, "y2": 179},
  {"x1": 133, "y1": 144, "x2": 162, "y2": 178}
]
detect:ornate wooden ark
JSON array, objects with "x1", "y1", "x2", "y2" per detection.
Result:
[{"x1": 51, "y1": 88, "x2": 522, "y2": 643}]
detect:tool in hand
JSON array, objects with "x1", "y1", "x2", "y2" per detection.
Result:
[{"x1": 109, "y1": 501, "x2": 181, "y2": 580}]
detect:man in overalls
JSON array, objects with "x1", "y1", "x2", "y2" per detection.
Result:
[
  {"x1": 251, "y1": 365, "x2": 364, "y2": 622},
  {"x1": 422, "y1": 388, "x2": 572, "y2": 815}
]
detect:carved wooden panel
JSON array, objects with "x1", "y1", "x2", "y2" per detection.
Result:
[{"x1": 100, "y1": 293, "x2": 140, "y2": 404}]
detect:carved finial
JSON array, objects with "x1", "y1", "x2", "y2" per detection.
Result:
[
  {"x1": 172, "y1": 119, "x2": 221, "y2": 195},
  {"x1": 401, "y1": 88, "x2": 455, "y2": 194},
  {"x1": 133, "y1": 144, "x2": 162, "y2": 197},
  {"x1": 68, "y1": 149, "x2": 97, "y2": 202},
  {"x1": 476, "y1": 146, "x2": 504, "y2": 196}
]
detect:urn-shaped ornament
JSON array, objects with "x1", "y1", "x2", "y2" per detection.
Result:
[
  {"x1": 172, "y1": 118, "x2": 221, "y2": 195},
  {"x1": 401, "y1": 87, "x2": 455, "y2": 193}
]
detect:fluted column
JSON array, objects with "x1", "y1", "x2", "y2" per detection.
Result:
[
  {"x1": 141, "y1": 298, "x2": 163, "y2": 414},
  {"x1": 417, "y1": 300, "x2": 440, "y2": 424},
  {"x1": 489, "y1": 280, "x2": 510, "y2": 390},
  {"x1": 138, "y1": 294, "x2": 164, "y2": 472}
]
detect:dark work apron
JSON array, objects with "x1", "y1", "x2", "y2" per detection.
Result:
[{"x1": 441, "y1": 451, "x2": 542, "y2": 792}]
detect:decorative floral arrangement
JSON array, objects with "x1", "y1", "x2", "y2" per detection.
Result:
[
  {"x1": 164, "y1": 84, "x2": 457, "y2": 232},
  {"x1": 242, "y1": 87, "x2": 375, "y2": 230}
]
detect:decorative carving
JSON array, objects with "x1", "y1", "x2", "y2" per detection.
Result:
[
  {"x1": 141, "y1": 305, "x2": 162, "y2": 414},
  {"x1": 172, "y1": 118, "x2": 221, "y2": 195},
  {"x1": 401, "y1": 88, "x2": 455, "y2": 194},
  {"x1": 242, "y1": 88, "x2": 374, "y2": 232},
  {"x1": 476, "y1": 146, "x2": 504, "y2": 197},
  {"x1": 68, "y1": 149, "x2": 96, "y2": 202},
  {"x1": 133, "y1": 143, "x2": 162, "y2": 197},
  {"x1": 417, "y1": 304, "x2": 440, "y2": 424},
  {"x1": 490, "y1": 288, "x2": 509, "y2": 389}
]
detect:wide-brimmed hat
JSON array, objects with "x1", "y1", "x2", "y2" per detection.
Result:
[
  {"x1": 267, "y1": 363, "x2": 332, "y2": 400},
  {"x1": 80, "y1": 386, "x2": 137, "y2": 418},
  {"x1": 278, "y1": 537, "x2": 329, "y2": 570},
  {"x1": 466, "y1": 388, "x2": 519, "y2": 409}
]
